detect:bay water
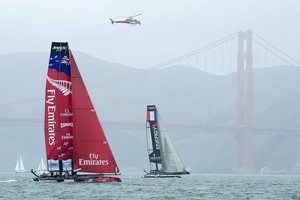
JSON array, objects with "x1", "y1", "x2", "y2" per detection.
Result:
[{"x1": 0, "y1": 173, "x2": 299, "y2": 199}]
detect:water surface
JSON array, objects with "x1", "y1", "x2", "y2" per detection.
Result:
[{"x1": 0, "y1": 173, "x2": 299, "y2": 200}]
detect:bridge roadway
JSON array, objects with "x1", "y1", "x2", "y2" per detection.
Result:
[{"x1": 0, "y1": 118, "x2": 299, "y2": 137}]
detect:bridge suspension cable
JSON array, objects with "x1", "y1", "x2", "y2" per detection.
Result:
[
  {"x1": 252, "y1": 31, "x2": 300, "y2": 66},
  {"x1": 148, "y1": 32, "x2": 239, "y2": 71},
  {"x1": 85, "y1": 31, "x2": 239, "y2": 87}
]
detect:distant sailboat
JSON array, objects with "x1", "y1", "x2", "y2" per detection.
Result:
[
  {"x1": 31, "y1": 42, "x2": 121, "y2": 183},
  {"x1": 15, "y1": 155, "x2": 27, "y2": 173},
  {"x1": 37, "y1": 158, "x2": 47, "y2": 174},
  {"x1": 143, "y1": 105, "x2": 190, "y2": 178}
]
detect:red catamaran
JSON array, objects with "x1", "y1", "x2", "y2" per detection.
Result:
[{"x1": 31, "y1": 42, "x2": 121, "y2": 182}]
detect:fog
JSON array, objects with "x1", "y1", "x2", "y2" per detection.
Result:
[
  {"x1": 1, "y1": 0, "x2": 300, "y2": 68},
  {"x1": 1, "y1": 0, "x2": 300, "y2": 174},
  {"x1": 1, "y1": 52, "x2": 300, "y2": 173}
]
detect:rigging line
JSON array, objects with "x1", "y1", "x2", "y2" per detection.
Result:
[
  {"x1": 253, "y1": 32, "x2": 300, "y2": 65},
  {"x1": 150, "y1": 33, "x2": 239, "y2": 70},
  {"x1": 253, "y1": 39, "x2": 296, "y2": 67}
]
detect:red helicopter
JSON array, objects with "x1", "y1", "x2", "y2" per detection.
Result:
[{"x1": 110, "y1": 14, "x2": 142, "y2": 25}]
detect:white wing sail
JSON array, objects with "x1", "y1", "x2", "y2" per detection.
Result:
[{"x1": 157, "y1": 112, "x2": 186, "y2": 173}]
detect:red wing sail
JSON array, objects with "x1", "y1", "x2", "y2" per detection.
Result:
[
  {"x1": 70, "y1": 50, "x2": 120, "y2": 174},
  {"x1": 44, "y1": 42, "x2": 73, "y2": 171}
]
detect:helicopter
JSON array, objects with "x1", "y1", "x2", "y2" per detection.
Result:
[{"x1": 110, "y1": 13, "x2": 142, "y2": 25}]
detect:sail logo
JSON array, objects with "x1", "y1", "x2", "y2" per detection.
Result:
[
  {"x1": 58, "y1": 153, "x2": 65, "y2": 158},
  {"x1": 52, "y1": 46, "x2": 67, "y2": 52},
  {"x1": 62, "y1": 133, "x2": 73, "y2": 140},
  {"x1": 61, "y1": 56, "x2": 70, "y2": 65},
  {"x1": 147, "y1": 111, "x2": 156, "y2": 121},
  {"x1": 61, "y1": 122, "x2": 73, "y2": 128},
  {"x1": 78, "y1": 153, "x2": 109, "y2": 166},
  {"x1": 152, "y1": 123, "x2": 160, "y2": 149},
  {"x1": 47, "y1": 76, "x2": 72, "y2": 96},
  {"x1": 60, "y1": 109, "x2": 73, "y2": 117},
  {"x1": 46, "y1": 89, "x2": 56, "y2": 146}
]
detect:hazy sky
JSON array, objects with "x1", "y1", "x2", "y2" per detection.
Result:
[{"x1": 1, "y1": 0, "x2": 299, "y2": 68}]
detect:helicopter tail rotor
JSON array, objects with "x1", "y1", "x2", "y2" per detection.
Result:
[{"x1": 110, "y1": 18, "x2": 114, "y2": 24}]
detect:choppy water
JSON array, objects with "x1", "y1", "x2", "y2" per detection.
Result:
[{"x1": 0, "y1": 173, "x2": 300, "y2": 200}]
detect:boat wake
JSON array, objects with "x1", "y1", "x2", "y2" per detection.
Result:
[{"x1": 0, "y1": 180, "x2": 17, "y2": 183}]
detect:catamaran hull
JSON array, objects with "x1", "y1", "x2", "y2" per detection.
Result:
[
  {"x1": 142, "y1": 174, "x2": 181, "y2": 178},
  {"x1": 32, "y1": 175, "x2": 121, "y2": 183},
  {"x1": 142, "y1": 171, "x2": 190, "y2": 178}
]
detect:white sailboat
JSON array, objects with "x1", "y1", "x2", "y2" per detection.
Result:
[
  {"x1": 37, "y1": 158, "x2": 48, "y2": 174},
  {"x1": 143, "y1": 105, "x2": 190, "y2": 178},
  {"x1": 15, "y1": 155, "x2": 27, "y2": 173}
]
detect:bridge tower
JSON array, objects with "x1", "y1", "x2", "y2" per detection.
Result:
[{"x1": 234, "y1": 30, "x2": 254, "y2": 173}]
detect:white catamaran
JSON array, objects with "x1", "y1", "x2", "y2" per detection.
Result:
[{"x1": 143, "y1": 105, "x2": 190, "y2": 178}]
